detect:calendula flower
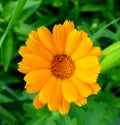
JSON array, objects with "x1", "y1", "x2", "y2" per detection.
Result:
[{"x1": 18, "y1": 20, "x2": 101, "y2": 114}]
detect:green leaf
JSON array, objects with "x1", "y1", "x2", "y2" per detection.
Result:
[
  {"x1": 1, "y1": 1, "x2": 16, "y2": 22},
  {"x1": 32, "y1": 16, "x2": 57, "y2": 27},
  {"x1": 67, "y1": 6, "x2": 81, "y2": 24},
  {"x1": 107, "y1": 0, "x2": 114, "y2": 11},
  {"x1": 19, "y1": 0, "x2": 43, "y2": 22},
  {"x1": 1, "y1": 33, "x2": 13, "y2": 71},
  {"x1": 64, "y1": 115, "x2": 72, "y2": 125},
  {"x1": 69, "y1": 104, "x2": 86, "y2": 125},
  {"x1": 13, "y1": 23, "x2": 35, "y2": 36},
  {"x1": 21, "y1": 91, "x2": 36, "y2": 101},
  {"x1": 31, "y1": 113, "x2": 50, "y2": 125},
  {"x1": 0, "y1": 0, "x2": 26, "y2": 48},
  {"x1": 0, "y1": 105, "x2": 16, "y2": 122},
  {"x1": 80, "y1": 4, "x2": 105, "y2": 12},
  {"x1": 63, "y1": 115, "x2": 77, "y2": 125},
  {"x1": 71, "y1": 118, "x2": 77, "y2": 125},
  {"x1": 0, "y1": 71, "x2": 20, "y2": 84},
  {"x1": 96, "y1": 91, "x2": 120, "y2": 108},
  {"x1": 92, "y1": 18, "x2": 120, "y2": 41},
  {"x1": 109, "y1": 68, "x2": 120, "y2": 87},
  {"x1": 0, "y1": 3, "x2": 3, "y2": 12},
  {"x1": 52, "y1": 0, "x2": 68, "y2": 7},
  {"x1": 0, "y1": 93, "x2": 14, "y2": 103},
  {"x1": 23, "y1": 102, "x2": 37, "y2": 118},
  {"x1": 46, "y1": 118, "x2": 57, "y2": 125},
  {"x1": 0, "y1": 79, "x2": 20, "y2": 100},
  {"x1": 101, "y1": 29, "x2": 118, "y2": 40},
  {"x1": 83, "y1": 103, "x2": 106, "y2": 125},
  {"x1": 78, "y1": 0, "x2": 101, "y2": 4},
  {"x1": 23, "y1": 102, "x2": 50, "y2": 118},
  {"x1": 32, "y1": 118, "x2": 47, "y2": 125}
]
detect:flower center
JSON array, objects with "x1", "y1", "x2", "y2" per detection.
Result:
[{"x1": 51, "y1": 55, "x2": 75, "y2": 79}]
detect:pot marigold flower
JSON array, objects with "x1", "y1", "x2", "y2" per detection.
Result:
[{"x1": 18, "y1": 20, "x2": 101, "y2": 114}]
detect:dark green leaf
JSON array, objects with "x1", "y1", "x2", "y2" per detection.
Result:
[
  {"x1": 0, "y1": 93, "x2": 14, "y2": 103},
  {"x1": 80, "y1": 4, "x2": 105, "y2": 12},
  {"x1": 0, "y1": 71, "x2": 20, "y2": 84},
  {"x1": 0, "y1": 105, "x2": 16, "y2": 122},
  {"x1": 0, "y1": 79, "x2": 20, "y2": 100}
]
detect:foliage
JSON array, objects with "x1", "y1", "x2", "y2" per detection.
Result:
[{"x1": 0, "y1": 0, "x2": 120, "y2": 124}]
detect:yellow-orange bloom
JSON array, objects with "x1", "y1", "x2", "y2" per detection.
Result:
[{"x1": 18, "y1": 20, "x2": 101, "y2": 114}]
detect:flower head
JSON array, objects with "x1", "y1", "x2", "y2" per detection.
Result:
[{"x1": 18, "y1": 20, "x2": 101, "y2": 114}]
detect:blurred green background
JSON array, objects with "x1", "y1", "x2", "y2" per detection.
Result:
[{"x1": 0, "y1": 0, "x2": 120, "y2": 125}]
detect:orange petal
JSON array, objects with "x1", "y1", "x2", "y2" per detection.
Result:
[
  {"x1": 62, "y1": 79, "x2": 78, "y2": 102},
  {"x1": 63, "y1": 20, "x2": 75, "y2": 36},
  {"x1": 65, "y1": 30, "x2": 88, "y2": 56},
  {"x1": 22, "y1": 54, "x2": 51, "y2": 69},
  {"x1": 24, "y1": 69, "x2": 51, "y2": 85},
  {"x1": 29, "y1": 30, "x2": 40, "y2": 41},
  {"x1": 75, "y1": 95, "x2": 87, "y2": 107},
  {"x1": 18, "y1": 46, "x2": 32, "y2": 56},
  {"x1": 26, "y1": 38, "x2": 53, "y2": 61},
  {"x1": 92, "y1": 65, "x2": 101, "y2": 73},
  {"x1": 70, "y1": 76, "x2": 92, "y2": 97},
  {"x1": 18, "y1": 62, "x2": 35, "y2": 74},
  {"x1": 90, "y1": 82, "x2": 101, "y2": 94},
  {"x1": 25, "y1": 80, "x2": 47, "y2": 93},
  {"x1": 59, "y1": 98, "x2": 70, "y2": 115},
  {"x1": 74, "y1": 69, "x2": 98, "y2": 84},
  {"x1": 72, "y1": 38, "x2": 93, "y2": 60},
  {"x1": 53, "y1": 24, "x2": 66, "y2": 54},
  {"x1": 39, "y1": 76, "x2": 57, "y2": 103},
  {"x1": 88, "y1": 47, "x2": 102, "y2": 58},
  {"x1": 65, "y1": 30, "x2": 81, "y2": 55},
  {"x1": 33, "y1": 94, "x2": 45, "y2": 109},
  {"x1": 26, "y1": 38, "x2": 41, "y2": 55},
  {"x1": 48, "y1": 79, "x2": 62, "y2": 111},
  {"x1": 75, "y1": 56, "x2": 100, "y2": 69},
  {"x1": 38, "y1": 26, "x2": 57, "y2": 54}
]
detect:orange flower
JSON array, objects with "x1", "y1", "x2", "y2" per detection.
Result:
[{"x1": 18, "y1": 20, "x2": 101, "y2": 114}]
